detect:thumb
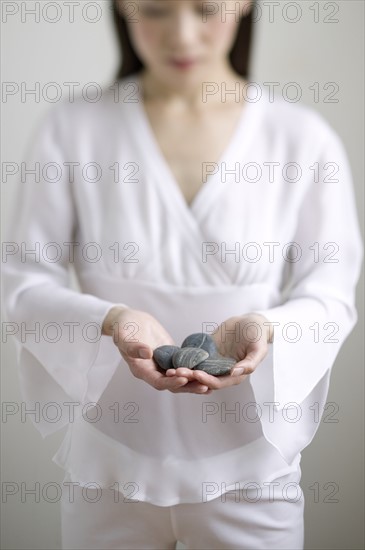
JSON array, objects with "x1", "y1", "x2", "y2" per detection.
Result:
[{"x1": 119, "y1": 341, "x2": 152, "y2": 360}]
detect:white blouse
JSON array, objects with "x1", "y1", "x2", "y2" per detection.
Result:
[{"x1": 3, "y1": 72, "x2": 363, "y2": 506}]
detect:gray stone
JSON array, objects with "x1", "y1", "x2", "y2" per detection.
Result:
[
  {"x1": 153, "y1": 345, "x2": 180, "y2": 371},
  {"x1": 193, "y1": 358, "x2": 237, "y2": 376},
  {"x1": 181, "y1": 333, "x2": 217, "y2": 356},
  {"x1": 172, "y1": 347, "x2": 209, "y2": 369}
]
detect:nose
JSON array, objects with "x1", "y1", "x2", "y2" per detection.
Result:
[{"x1": 167, "y1": 8, "x2": 200, "y2": 51}]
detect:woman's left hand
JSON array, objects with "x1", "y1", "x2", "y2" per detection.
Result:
[{"x1": 166, "y1": 313, "x2": 273, "y2": 390}]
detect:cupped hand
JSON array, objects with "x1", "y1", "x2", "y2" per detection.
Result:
[
  {"x1": 103, "y1": 306, "x2": 213, "y2": 394},
  {"x1": 166, "y1": 313, "x2": 272, "y2": 391}
]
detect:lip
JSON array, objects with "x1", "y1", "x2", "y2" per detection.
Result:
[{"x1": 169, "y1": 58, "x2": 198, "y2": 69}]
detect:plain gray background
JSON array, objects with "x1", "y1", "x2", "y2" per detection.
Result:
[{"x1": 1, "y1": 1, "x2": 364, "y2": 549}]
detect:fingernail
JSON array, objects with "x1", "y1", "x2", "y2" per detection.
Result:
[
  {"x1": 139, "y1": 348, "x2": 150, "y2": 359},
  {"x1": 232, "y1": 367, "x2": 245, "y2": 376}
]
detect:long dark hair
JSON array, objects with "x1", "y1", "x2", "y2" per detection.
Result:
[{"x1": 111, "y1": 0, "x2": 256, "y2": 80}]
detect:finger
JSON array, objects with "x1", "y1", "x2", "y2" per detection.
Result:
[
  {"x1": 230, "y1": 345, "x2": 267, "y2": 375},
  {"x1": 121, "y1": 342, "x2": 152, "y2": 360},
  {"x1": 165, "y1": 369, "x2": 214, "y2": 392},
  {"x1": 141, "y1": 366, "x2": 190, "y2": 391},
  {"x1": 171, "y1": 381, "x2": 213, "y2": 394},
  {"x1": 192, "y1": 367, "x2": 251, "y2": 389},
  {"x1": 165, "y1": 367, "x2": 197, "y2": 381},
  {"x1": 139, "y1": 364, "x2": 195, "y2": 392},
  {"x1": 157, "y1": 377, "x2": 214, "y2": 393},
  {"x1": 163, "y1": 377, "x2": 191, "y2": 390},
  {"x1": 127, "y1": 358, "x2": 188, "y2": 391}
]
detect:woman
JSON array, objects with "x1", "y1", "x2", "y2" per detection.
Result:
[{"x1": 3, "y1": 0, "x2": 363, "y2": 548}]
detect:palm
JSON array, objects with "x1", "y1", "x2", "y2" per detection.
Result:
[
  {"x1": 114, "y1": 309, "x2": 214, "y2": 394},
  {"x1": 187, "y1": 314, "x2": 270, "y2": 390},
  {"x1": 211, "y1": 315, "x2": 265, "y2": 362}
]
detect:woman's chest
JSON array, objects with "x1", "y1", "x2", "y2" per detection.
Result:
[
  {"x1": 72, "y1": 102, "x2": 305, "y2": 284},
  {"x1": 141, "y1": 103, "x2": 248, "y2": 206},
  {"x1": 75, "y1": 119, "x2": 303, "y2": 251}
]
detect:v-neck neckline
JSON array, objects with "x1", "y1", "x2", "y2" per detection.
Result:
[{"x1": 131, "y1": 72, "x2": 260, "y2": 226}]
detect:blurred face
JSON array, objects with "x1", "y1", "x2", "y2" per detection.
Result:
[{"x1": 117, "y1": 0, "x2": 252, "y2": 87}]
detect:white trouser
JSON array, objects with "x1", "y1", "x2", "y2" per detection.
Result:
[{"x1": 60, "y1": 469, "x2": 304, "y2": 550}]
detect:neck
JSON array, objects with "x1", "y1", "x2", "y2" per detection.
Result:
[{"x1": 139, "y1": 62, "x2": 246, "y2": 111}]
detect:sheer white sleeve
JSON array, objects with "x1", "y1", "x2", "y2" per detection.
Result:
[
  {"x1": 250, "y1": 128, "x2": 363, "y2": 464},
  {"x1": 2, "y1": 105, "x2": 126, "y2": 437}
]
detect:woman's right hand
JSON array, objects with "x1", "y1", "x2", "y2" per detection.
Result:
[{"x1": 102, "y1": 306, "x2": 213, "y2": 394}]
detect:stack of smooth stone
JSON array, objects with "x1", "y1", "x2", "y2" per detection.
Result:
[{"x1": 153, "y1": 333, "x2": 237, "y2": 376}]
